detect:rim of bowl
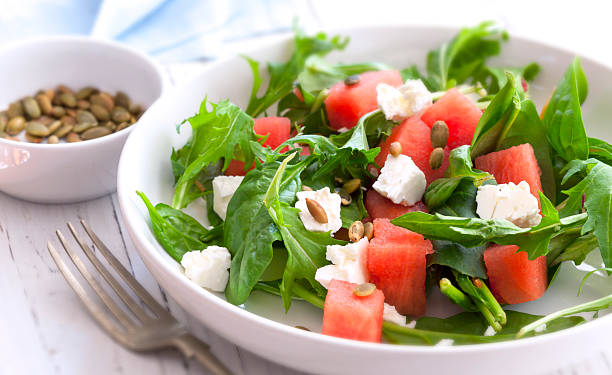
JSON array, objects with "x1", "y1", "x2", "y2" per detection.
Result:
[
  {"x1": 0, "y1": 35, "x2": 170, "y2": 150},
  {"x1": 117, "y1": 24, "x2": 612, "y2": 355}
]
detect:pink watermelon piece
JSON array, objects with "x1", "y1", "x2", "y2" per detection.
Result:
[
  {"x1": 474, "y1": 143, "x2": 543, "y2": 204},
  {"x1": 484, "y1": 245, "x2": 547, "y2": 304},
  {"x1": 367, "y1": 219, "x2": 432, "y2": 316},
  {"x1": 421, "y1": 88, "x2": 483, "y2": 149},
  {"x1": 365, "y1": 189, "x2": 428, "y2": 220},
  {"x1": 321, "y1": 279, "x2": 384, "y2": 342},
  {"x1": 375, "y1": 115, "x2": 449, "y2": 184},
  {"x1": 325, "y1": 70, "x2": 403, "y2": 130}
]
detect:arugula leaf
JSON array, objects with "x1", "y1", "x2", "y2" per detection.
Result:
[
  {"x1": 430, "y1": 240, "x2": 488, "y2": 279},
  {"x1": 424, "y1": 145, "x2": 494, "y2": 209},
  {"x1": 560, "y1": 158, "x2": 612, "y2": 267},
  {"x1": 548, "y1": 232, "x2": 599, "y2": 267},
  {"x1": 340, "y1": 190, "x2": 368, "y2": 228},
  {"x1": 434, "y1": 179, "x2": 481, "y2": 217},
  {"x1": 172, "y1": 99, "x2": 256, "y2": 209},
  {"x1": 542, "y1": 58, "x2": 589, "y2": 161},
  {"x1": 329, "y1": 109, "x2": 395, "y2": 148},
  {"x1": 137, "y1": 191, "x2": 214, "y2": 262},
  {"x1": 263, "y1": 153, "x2": 344, "y2": 310},
  {"x1": 245, "y1": 26, "x2": 348, "y2": 117},
  {"x1": 588, "y1": 137, "x2": 612, "y2": 165},
  {"x1": 473, "y1": 62, "x2": 540, "y2": 95},
  {"x1": 383, "y1": 310, "x2": 584, "y2": 345},
  {"x1": 223, "y1": 158, "x2": 306, "y2": 305}
]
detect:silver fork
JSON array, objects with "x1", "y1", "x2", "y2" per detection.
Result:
[{"x1": 47, "y1": 220, "x2": 233, "y2": 375}]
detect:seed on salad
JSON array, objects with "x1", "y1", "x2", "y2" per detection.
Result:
[
  {"x1": 111, "y1": 106, "x2": 131, "y2": 123},
  {"x1": 6, "y1": 116, "x2": 26, "y2": 135},
  {"x1": 26, "y1": 121, "x2": 50, "y2": 137},
  {"x1": 348, "y1": 220, "x2": 365, "y2": 242},
  {"x1": 305, "y1": 198, "x2": 328, "y2": 224},
  {"x1": 302, "y1": 185, "x2": 313, "y2": 191},
  {"x1": 47, "y1": 120, "x2": 62, "y2": 134},
  {"x1": 364, "y1": 222, "x2": 374, "y2": 240},
  {"x1": 102, "y1": 121, "x2": 116, "y2": 132},
  {"x1": 389, "y1": 141, "x2": 402, "y2": 157},
  {"x1": 129, "y1": 103, "x2": 143, "y2": 115},
  {"x1": 76, "y1": 86, "x2": 96, "y2": 100},
  {"x1": 90, "y1": 104, "x2": 110, "y2": 121},
  {"x1": 23, "y1": 97, "x2": 41, "y2": 119},
  {"x1": 353, "y1": 282, "x2": 376, "y2": 297},
  {"x1": 47, "y1": 135, "x2": 59, "y2": 144},
  {"x1": 344, "y1": 74, "x2": 360, "y2": 86},
  {"x1": 115, "y1": 91, "x2": 131, "y2": 109},
  {"x1": 77, "y1": 99, "x2": 90, "y2": 110},
  {"x1": 43, "y1": 89, "x2": 55, "y2": 101},
  {"x1": 51, "y1": 106, "x2": 66, "y2": 118},
  {"x1": 66, "y1": 132, "x2": 81, "y2": 143},
  {"x1": 73, "y1": 122, "x2": 94, "y2": 134},
  {"x1": 76, "y1": 110, "x2": 98, "y2": 126},
  {"x1": 60, "y1": 93, "x2": 77, "y2": 108},
  {"x1": 7, "y1": 101, "x2": 24, "y2": 118},
  {"x1": 343, "y1": 178, "x2": 361, "y2": 194},
  {"x1": 116, "y1": 121, "x2": 131, "y2": 132},
  {"x1": 36, "y1": 94, "x2": 53, "y2": 115},
  {"x1": 431, "y1": 121, "x2": 449, "y2": 148},
  {"x1": 334, "y1": 176, "x2": 344, "y2": 184},
  {"x1": 54, "y1": 124, "x2": 73, "y2": 138},
  {"x1": 61, "y1": 115, "x2": 77, "y2": 126},
  {"x1": 82, "y1": 126, "x2": 112, "y2": 140},
  {"x1": 90, "y1": 92, "x2": 114, "y2": 111},
  {"x1": 335, "y1": 187, "x2": 352, "y2": 206},
  {"x1": 429, "y1": 147, "x2": 445, "y2": 170}
]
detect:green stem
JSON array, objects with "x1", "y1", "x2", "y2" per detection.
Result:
[
  {"x1": 292, "y1": 283, "x2": 325, "y2": 309},
  {"x1": 473, "y1": 299, "x2": 502, "y2": 332},
  {"x1": 308, "y1": 88, "x2": 329, "y2": 114},
  {"x1": 473, "y1": 279, "x2": 507, "y2": 325},
  {"x1": 439, "y1": 278, "x2": 477, "y2": 311},
  {"x1": 516, "y1": 294, "x2": 612, "y2": 338},
  {"x1": 549, "y1": 233, "x2": 598, "y2": 267}
]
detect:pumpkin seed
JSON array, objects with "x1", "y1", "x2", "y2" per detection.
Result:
[
  {"x1": 353, "y1": 282, "x2": 376, "y2": 297},
  {"x1": 348, "y1": 220, "x2": 364, "y2": 242},
  {"x1": 305, "y1": 198, "x2": 328, "y2": 224},
  {"x1": 36, "y1": 94, "x2": 53, "y2": 115},
  {"x1": 6, "y1": 116, "x2": 26, "y2": 135},
  {"x1": 61, "y1": 115, "x2": 76, "y2": 126},
  {"x1": 90, "y1": 104, "x2": 110, "y2": 121},
  {"x1": 26, "y1": 121, "x2": 50, "y2": 137},
  {"x1": 77, "y1": 99, "x2": 90, "y2": 109},
  {"x1": 73, "y1": 122, "x2": 94, "y2": 134},
  {"x1": 51, "y1": 106, "x2": 66, "y2": 118},
  {"x1": 60, "y1": 93, "x2": 77, "y2": 108},
  {"x1": 429, "y1": 147, "x2": 445, "y2": 170},
  {"x1": 0, "y1": 112, "x2": 7, "y2": 132},
  {"x1": 302, "y1": 185, "x2": 313, "y2": 192},
  {"x1": 54, "y1": 124, "x2": 73, "y2": 138},
  {"x1": 364, "y1": 222, "x2": 374, "y2": 240},
  {"x1": 47, "y1": 135, "x2": 59, "y2": 144},
  {"x1": 82, "y1": 126, "x2": 112, "y2": 140},
  {"x1": 47, "y1": 120, "x2": 62, "y2": 134},
  {"x1": 22, "y1": 97, "x2": 41, "y2": 119},
  {"x1": 66, "y1": 132, "x2": 81, "y2": 142},
  {"x1": 128, "y1": 103, "x2": 143, "y2": 115},
  {"x1": 44, "y1": 89, "x2": 56, "y2": 101},
  {"x1": 344, "y1": 75, "x2": 360, "y2": 86},
  {"x1": 115, "y1": 91, "x2": 131, "y2": 109},
  {"x1": 56, "y1": 84, "x2": 73, "y2": 95},
  {"x1": 390, "y1": 141, "x2": 402, "y2": 157},
  {"x1": 66, "y1": 108, "x2": 77, "y2": 117},
  {"x1": 431, "y1": 120, "x2": 449, "y2": 148},
  {"x1": 335, "y1": 187, "x2": 352, "y2": 205},
  {"x1": 102, "y1": 121, "x2": 116, "y2": 132},
  {"x1": 76, "y1": 110, "x2": 98, "y2": 126},
  {"x1": 36, "y1": 115, "x2": 53, "y2": 126},
  {"x1": 25, "y1": 133, "x2": 43, "y2": 143},
  {"x1": 7, "y1": 101, "x2": 24, "y2": 118},
  {"x1": 111, "y1": 106, "x2": 130, "y2": 123},
  {"x1": 76, "y1": 86, "x2": 96, "y2": 100},
  {"x1": 90, "y1": 92, "x2": 114, "y2": 111},
  {"x1": 343, "y1": 178, "x2": 361, "y2": 194},
  {"x1": 116, "y1": 121, "x2": 131, "y2": 132}
]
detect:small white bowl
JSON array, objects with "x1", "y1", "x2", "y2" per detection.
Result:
[{"x1": 0, "y1": 36, "x2": 168, "y2": 203}]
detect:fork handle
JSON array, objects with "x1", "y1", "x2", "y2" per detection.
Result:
[{"x1": 172, "y1": 334, "x2": 234, "y2": 375}]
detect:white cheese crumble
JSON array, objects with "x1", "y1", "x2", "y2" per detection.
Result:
[
  {"x1": 435, "y1": 339, "x2": 454, "y2": 347},
  {"x1": 295, "y1": 187, "x2": 342, "y2": 234},
  {"x1": 376, "y1": 79, "x2": 432, "y2": 122},
  {"x1": 337, "y1": 127, "x2": 350, "y2": 133},
  {"x1": 534, "y1": 323, "x2": 547, "y2": 333},
  {"x1": 406, "y1": 320, "x2": 417, "y2": 329},
  {"x1": 383, "y1": 303, "x2": 407, "y2": 326},
  {"x1": 475, "y1": 181, "x2": 542, "y2": 228},
  {"x1": 315, "y1": 238, "x2": 369, "y2": 289},
  {"x1": 180, "y1": 246, "x2": 231, "y2": 292},
  {"x1": 483, "y1": 325, "x2": 497, "y2": 336},
  {"x1": 373, "y1": 154, "x2": 426, "y2": 206},
  {"x1": 212, "y1": 175, "x2": 244, "y2": 221}
]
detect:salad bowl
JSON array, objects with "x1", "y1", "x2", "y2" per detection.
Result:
[{"x1": 117, "y1": 25, "x2": 612, "y2": 375}]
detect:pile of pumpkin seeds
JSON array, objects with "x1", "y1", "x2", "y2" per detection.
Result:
[{"x1": 0, "y1": 85, "x2": 144, "y2": 143}]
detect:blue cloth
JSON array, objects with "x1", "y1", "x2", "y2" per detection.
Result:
[{"x1": 0, "y1": 0, "x2": 296, "y2": 62}]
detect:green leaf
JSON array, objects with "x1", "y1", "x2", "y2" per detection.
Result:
[
  {"x1": 383, "y1": 310, "x2": 584, "y2": 345},
  {"x1": 542, "y1": 58, "x2": 589, "y2": 161},
  {"x1": 329, "y1": 109, "x2": 395, "y2": 148},
  {"x1": 588, "y1": 137, "x2": 612, "y2": 165},
  {"x1": 172, "y1": 99, "x2": 256, "y2": 209},
  {"x1": 430, "y1": 240, "x2": 488, "y2": 279},
  {"x1": 263, "y1": 153, "x2": 344, "y2": 310},
  {"x1": 561, "y1": 158, "x2": 612, "y2": 267},
  {"x1": 340, "y1": 190, "x2": 368, "y2": 228},
  {"x1": 245, "y1": 25, "x2": 348, "y2": 117},
  {"x1": 473, "y1": 62, "x2": 540, "y2": 95}
]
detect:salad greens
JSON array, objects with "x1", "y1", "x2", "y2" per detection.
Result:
[{"x1": 138, "y1": 22, "x2": 612, "y2": 346}]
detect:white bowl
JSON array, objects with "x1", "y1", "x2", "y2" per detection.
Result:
[
  {"x1": 117, "y1": 26, "x2": 612, "y2": 375},
  {"x1": 0, "y1": 36, "x2": 168, "y2": 203}
]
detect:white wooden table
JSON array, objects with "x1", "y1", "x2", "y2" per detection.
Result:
[{"x1": 2, "y1": 1, "x2": 612, "y2": 374}]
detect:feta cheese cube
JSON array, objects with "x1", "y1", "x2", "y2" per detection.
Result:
[
  {"x1": 373, "y1": 154, "x2": 426, "y2": 206},
  {"x1": 315, "y1": 238, "x2": 369, "y2": 289},
  {"x1": 295, "y1": 187, "x2": 342, "y2": 234},
  {"x1": 483, "y1": 325, "x2": 497, "y2": 336},
  {"x1": 180, "y1": 246, "x2": 231, "y2": 292},
  {"x1": 475, "y1": 181, "x2": 542, "y2": 228},
  {"x1": 377, "y1": 79, "x2": 432, "y2": 122},
  {"x1": 212, "y1": 175, "x2": 244, "y2": 221},
  {"x1": 383, "y1": 303, "x2": 407, "y2": 326}
]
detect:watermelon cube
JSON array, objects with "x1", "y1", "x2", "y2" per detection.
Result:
[
  {"x1": 474, "y1": 143, "x2": 543, "y2": 203},
  {"x1": 365, "y1": 189, "x2": 428, "y2": 220},
  {"x1": 321, "y1": 279, "x2": 384, "y2": 342},
  {"x1": 375, "y1": 115, "x2": 449, "y2": 184},
  {"x1": 367, "y1": 219, "x2": 432, "y2": 316},
  {"x1": 325, "y1": 70, "x2": 403, "y2": 130},
  {"x1": 484, "y1": 245, "x2": 547, "y2": 304},
  {"x1": 421, "y1": 88, "x2": 483, "y2": 149},
  {"x1": 225, "y1": 116, "x2": 291, "y2": 176}
]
